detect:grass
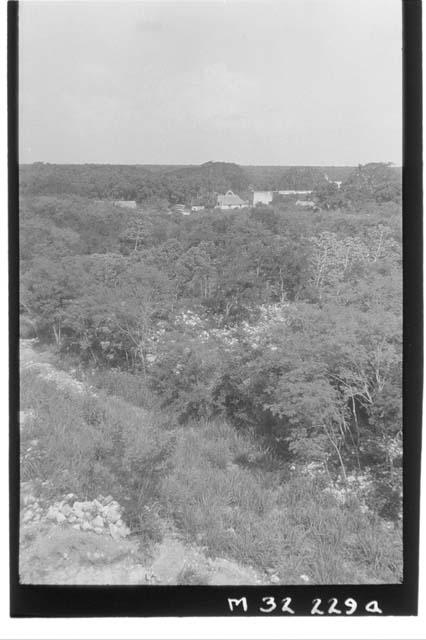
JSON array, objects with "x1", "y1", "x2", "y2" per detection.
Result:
[
  {"x1": 83, "y1": 368, "x2": 155, "y2": 410},
  {"x1": 20, "y1": 368, "x2": 173, "y2": 520},
  {"x1": 159, "y1": 420, "x2": 402, "y2": 584},
  {"x1": 48, "y1": 349, "x2": 156, "y2": 409},
  {"x1": 20, "y1": 366, "x2": 403, "y2": 584}
]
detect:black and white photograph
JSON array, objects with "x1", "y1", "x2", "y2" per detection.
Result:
[{"x1": 9, "y1": 0, "x2": 422, "y2": 617}]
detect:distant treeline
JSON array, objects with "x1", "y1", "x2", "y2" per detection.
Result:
[
  {"x1": 20, "y1": 161, "x2": 401, "y2": 209},
  {"x1": 244, "y1": 165, "x2": 355, "y2": 189},
  {"x1": 19, "y1": 162, "x2": 248, "y2": 206}
]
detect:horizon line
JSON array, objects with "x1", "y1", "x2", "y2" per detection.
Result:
[{"x1": 20, "y1": 160, "x2": 403, "y2": 167}]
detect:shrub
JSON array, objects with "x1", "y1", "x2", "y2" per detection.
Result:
[
  {"x1": 148, "y1": 336, "x2": 222, "y2": 422},
  {"x1": 160, "y1": 420, "x2": 402, "y2": 583}
]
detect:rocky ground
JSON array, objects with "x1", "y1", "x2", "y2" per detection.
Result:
[
  {"x1": 19, "y1": 339, "x2": 266, "y2": 586},
  {"x1": 20, "y1": 482, "x2": 263, "y2": 585}
]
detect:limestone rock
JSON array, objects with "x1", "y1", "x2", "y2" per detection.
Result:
[
  {"x1": 118, "y1": 524, "x2": 130, "y2": 538},
  {"x1": 61, "y1": 504, "x2": 72, "y2": 516},
  {"x1": 109, "y1": 523, "x2": 120, "y2": 540},
  {"x1": 47, "y1": 506, "x2": 57, "y2": 520},
  {"x1": 106, "y1": 507, "x2": 121, "y2": 523},
  {"x1": 92, "y1": 515, "x2": 104, "y2": 528},
  {"x1": 22, "y1": 510, "x2": 33, "y2": 523}
]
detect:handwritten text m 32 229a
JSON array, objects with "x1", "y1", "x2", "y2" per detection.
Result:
[{"x1": 227, "y1": 597, "x2": 383, "y2": 615}]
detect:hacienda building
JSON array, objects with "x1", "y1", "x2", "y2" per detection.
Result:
[{"x1": 216, "y1": 190, "x2": 248, "y2": 210}]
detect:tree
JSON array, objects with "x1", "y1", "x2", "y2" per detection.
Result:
[
  {"x1": 342, "y1": 163, "x2": 401, "y2": 207},
  {"x1": 119, "y1": 214, "x2": 153, "y2": 253},
  {"x1": 176, "y1": 243, "x2": 218, "y2": 300},
  {"x1": 313, "y1": 182, "x2": 347, "y2": 210},
  {"x1": 21, "y1": 257, "x2": 84, "y2": 344},
  {"x1": 20, "y1": 213, "x2": 81, "y2": 262},
  {"x1": 279, "y1": 167, "x2": 327, "y2": 190}
]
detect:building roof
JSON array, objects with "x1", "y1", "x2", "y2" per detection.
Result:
[
  {"x1": 217, "y1": 190, "x2": 246, "y2": 207},
  {"x1": 277, "y1": 190, "x2": 312, "y2": 195},
  {"x1": 113, "y1": 200, "x2": 137, "y2": 208},
  {"x1": 172, "y1": 203, "x2": 191, "y2": 215}
]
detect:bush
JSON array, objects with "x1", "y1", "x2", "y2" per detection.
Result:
[
  {"x1": 160, "y1": 420, "x2": 402, "y2": 583},
  {"x1": 148, "y1": 336, "x2": 222, "y2": 422}
]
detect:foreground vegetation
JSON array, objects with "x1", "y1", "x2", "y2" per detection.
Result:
[
  {"x1": 20, "y1": 160, "x2": 402, "y2": 583},
  {"x1": 21, "y1": 365, "x2": 402, "y2": 584}
]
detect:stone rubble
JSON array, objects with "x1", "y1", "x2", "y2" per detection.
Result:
[{"x1": 20, "y1": 493, "x2": 131, "y2": 540}]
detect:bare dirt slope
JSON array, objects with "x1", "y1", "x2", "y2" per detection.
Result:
[{"x1": 19, "y1": 339, "x2": 264, "y2": 585}]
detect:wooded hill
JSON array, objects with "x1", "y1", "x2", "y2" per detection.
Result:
[{"x1": 20, "y1": 161, "x2": 401, "y2": 208}]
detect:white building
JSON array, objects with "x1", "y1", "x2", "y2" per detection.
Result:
[
  {"x1": 277, "y1": 190, "x2": 313, "y2": 196},
  {"x1": 251, "y1": 190, "x2": 274, "y2": 206},
  {"x1": 324, "y1": 174, "x2": 342, "y2": 189},
  {"x1": 295, "y1": 200, "x2": 316, "y2": 208},
  {"x1": 113, "y1": 200, "x2": 137, "y2": 209},
  {"x1": 251, "y1": 189, "x2": 313, "y2": 206},
  {"x1": 217, "y1": 190, "x2": 248, "y2": 209}
]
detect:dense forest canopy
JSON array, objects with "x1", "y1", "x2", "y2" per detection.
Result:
[
  {"x1": 19, "y1": 161, "x2": 250, "y2": 204},
  {"x1": 20, "y1": 161, "x2": 401, "y2": 208}
]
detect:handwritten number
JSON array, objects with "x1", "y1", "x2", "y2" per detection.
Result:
[
  {"x1": 311, "y1": 598, "x2": 324, "y2": 615},
  {"x1": 328, "y1": 598, "x2": 342, "y2": 614},
  {"x1": 344, "y1": 598, "x2": 357, "y2": 615},
  {"x1": 260, "y1": 596, "x2": 277, "y2": 613},
  {"x1": 281, "y1": 597, "x2": 295, "y2": 614}
]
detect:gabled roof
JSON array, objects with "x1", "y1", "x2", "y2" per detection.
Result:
[{"x1": 217, "y1": 190, "x2": 246, "y2": 206}]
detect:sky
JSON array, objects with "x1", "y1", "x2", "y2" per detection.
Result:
[{"x1": 19, "y1": 0, "x2": 402, "y2": 165}]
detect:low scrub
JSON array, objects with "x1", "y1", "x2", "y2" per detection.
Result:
[
  {"x1": 160, "y1": 421, "x2": 402, "y2": 584},
  {"x1": 20, "y1": 368, "x2": 173, "y2": 533},
  {"x1": 21, "y1": 367, "x2": 402, "y2": 583}
]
